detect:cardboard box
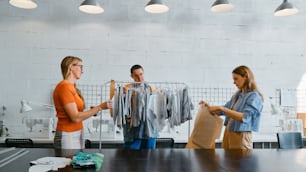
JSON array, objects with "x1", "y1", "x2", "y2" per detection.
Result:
[
  {"x1": 297, "y1": 113, "x2": 306, "y2": 127},
  {"x1": 296, "y1": 113, "x2": 306, "y2": 136}
]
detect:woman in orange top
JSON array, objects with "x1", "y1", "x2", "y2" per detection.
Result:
[{"x1": 53, "y1": 56, "x2": 111, "y2": 149}]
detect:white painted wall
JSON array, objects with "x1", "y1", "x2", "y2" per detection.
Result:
[{"x1": 0, "y1": 0, "x2": 306, "y2": 141}]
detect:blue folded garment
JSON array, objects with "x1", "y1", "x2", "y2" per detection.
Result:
[{"x1": 72, "y1": 152, "x2": 104, "y2": 171}]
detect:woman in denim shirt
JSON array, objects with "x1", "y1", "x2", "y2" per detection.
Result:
[{"x1": 200, "y1": 65, "x2": 263, "y2": 149}]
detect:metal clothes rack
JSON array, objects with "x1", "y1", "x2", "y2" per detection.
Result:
[{"x1": 99, "y1": 80, "x2": 190, "y2": 150}]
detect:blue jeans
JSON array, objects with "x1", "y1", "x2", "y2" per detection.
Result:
[{"x1": 124, "y1": 138, "x2": 156, "y2": 150}]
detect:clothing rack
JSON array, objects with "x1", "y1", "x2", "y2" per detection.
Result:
[
  {"x1": 110, "y1": 80, "x2": 188, "y2": 89},
  {"x1": 98, "y1": 80, "x2": 191, "y2": 150}
]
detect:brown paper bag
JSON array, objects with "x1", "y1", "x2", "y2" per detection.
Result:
[{"x1": 186, "y1": 106, "x2": 224, "y2": 149}]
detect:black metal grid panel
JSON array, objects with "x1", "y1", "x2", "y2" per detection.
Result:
[
  {"x1": 77, "y1": 84, "x2": 103, "y2": 110},
  {"x1": 189, "y1": 87, "x2": 236, "y2": 109}
]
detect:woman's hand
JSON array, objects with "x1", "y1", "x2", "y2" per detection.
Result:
[
  {"x1": 206, "y1": 106, "x2": 223, "y2": 115},
  {"x1": 100, "y1": 100, "x2": 113, "y2": 110},
  {"x1": 199, "y1": 100, "x2": 223, "y2": 115},
  {"x1": 199, "y1": 100, "x2": 209, "y2": 107}
]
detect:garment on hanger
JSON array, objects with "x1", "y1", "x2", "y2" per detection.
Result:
[{"x1": 112, "y1": 83, "x2": 194, "y2": 141}]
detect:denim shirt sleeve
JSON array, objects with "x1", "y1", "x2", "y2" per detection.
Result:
[
  {"x1": 233, "y1": 92, "x2": 263, "y2": 132},
  {"x1": 241, "y1": 92, "x2": 263, "y2": 130},
  {"x1": 222, "y1": 91, "x2": 263, "y2": 132},
  {"x1": 220, "y1": 95, "x2": 236, "y2": 126}
]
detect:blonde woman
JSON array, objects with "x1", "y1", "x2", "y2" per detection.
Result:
[{"x1": 53, "y1": 56, "x2": 111, "y2": 149}]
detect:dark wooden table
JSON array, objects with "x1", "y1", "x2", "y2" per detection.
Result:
[{"x1": 1, "y1": 148, "x2": 306, "y2": 172}]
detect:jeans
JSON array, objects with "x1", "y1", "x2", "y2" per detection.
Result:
[{"x1": 124, "y1": 138, "x2": 156, "y2": 150}]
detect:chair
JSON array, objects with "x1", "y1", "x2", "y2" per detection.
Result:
[
  {"x1": 85, "y1": 139, "x2": 92, "y2": 148},
  {"x1": 5, "y1": 138, "x2": 33, "y2": 148},
  {"x1": 156, "y1": 138, "x2": 174, "y2": 148},
  {"x1": 276, "y1": 132, "x2": 304, "y2": 149}
]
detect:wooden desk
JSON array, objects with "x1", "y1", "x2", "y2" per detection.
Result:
[{"x1": 1, "y1": 148, "x2": 306, "y2": 172}]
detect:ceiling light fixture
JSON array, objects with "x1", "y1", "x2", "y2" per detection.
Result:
[
  {"x1": 274, "y1": 0, "x2": 298, "y2": 17},
  {"x1": 79, "y1": 0, "x2": 104, "y2": 14},
  {"x1": 211, "y1": 0, "x2": 234, "y2": 13},
  {"x1": 145, "y1": 0, "x2": 169, "y2": 14},
  {"x1": 9, "y1": 0, "x2": 37, "y2": 9}
]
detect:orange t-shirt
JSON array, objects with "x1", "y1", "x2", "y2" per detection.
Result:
[{"x1": 53, "y1": 80, "x2": 84, "y2": 132}]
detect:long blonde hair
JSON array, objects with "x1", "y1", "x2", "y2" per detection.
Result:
[
  {"x1": 232, "y1": 65, "x2": 264, "y2": 101},
  {"x1": 60, "y1": 56, "x2": 85, "y2": 103}
]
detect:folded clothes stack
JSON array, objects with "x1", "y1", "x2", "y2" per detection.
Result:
[
  {"x1": 71, "y1": 152, "x2": 104, "y2": 171},
  {"x1": 29, "y1": 157, "x2": 71, "y2": 172}
]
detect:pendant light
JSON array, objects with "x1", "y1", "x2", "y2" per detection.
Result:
[
  {"x1": 274, "y1": 0, "x2": 298, "y2": 17},
  {"x1": 9, "y1": 0, "x2": 37, "y2": 9},
  {"x1": 79, "y1": 0, "x2": 104, "y2": 14},
  {"x1": 145, "y1": 0, "x2": 169, "y2": 14},
  {"x1": 211, "y1": 0, "x2": 234, "y2": 13}
]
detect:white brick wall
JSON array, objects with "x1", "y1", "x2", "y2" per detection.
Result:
[{"x1": 0, "y1": 0, "x2": 306, "y2": 141}]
